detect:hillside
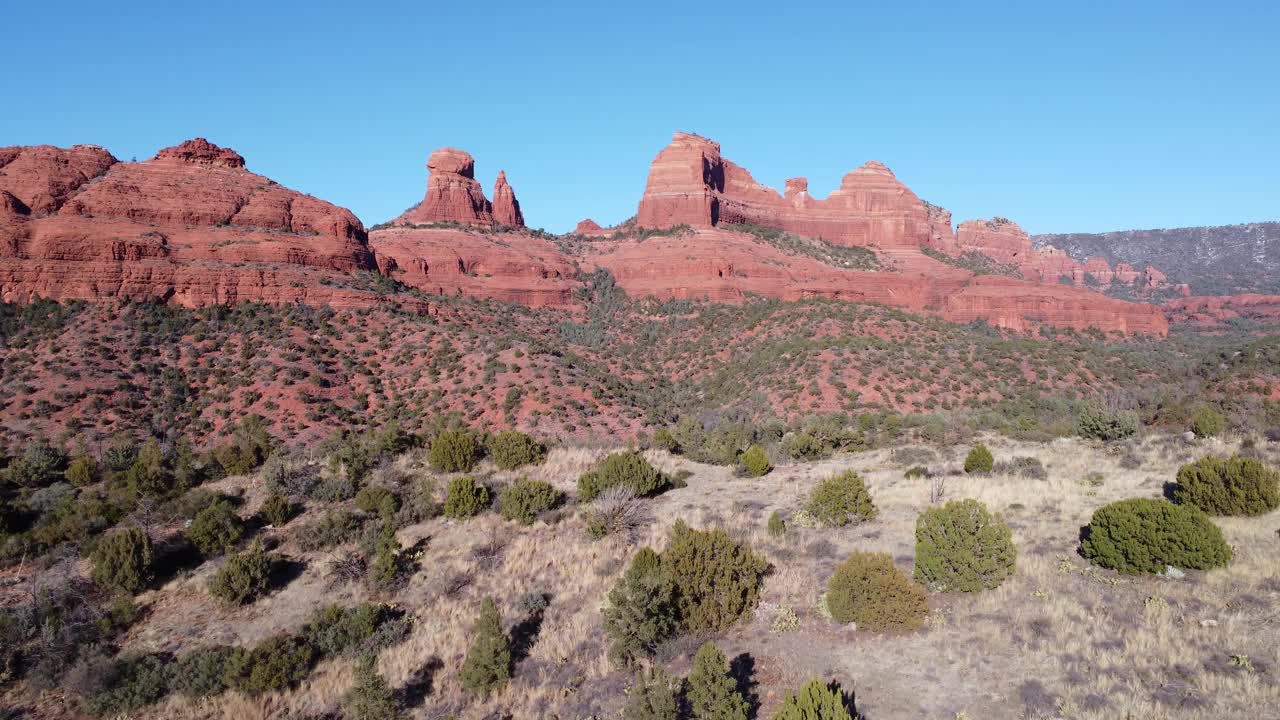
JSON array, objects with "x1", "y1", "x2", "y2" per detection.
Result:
[{"x1": 1035, "y1": 222, "x2": 1280, "y2": 296}]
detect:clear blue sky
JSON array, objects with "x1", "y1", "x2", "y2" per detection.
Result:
[{"x1": 2, "y1": 1, "x2": 1277, "y2": 235}]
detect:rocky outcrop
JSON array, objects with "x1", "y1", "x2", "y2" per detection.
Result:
[
  {"x1": 636, "y1": 132, "x2": 937, "y2": 249},
  {"x1": 370, "y1": 226, "x2": 577, "y2": 308},
  {"x1": 491, "y1": 170, "x2": 524, "y2": 227},
  {"x1": 0, "y1": 139, "x2": 397, "y2": 309},
  {"x1": 0, "y1": 144, "x2": 118, "y2": 214},
  {"x1": 573, "y1": 218, "x2": 606, "y2": 235},
  {"x1": 396, "y1": 148, "x2": 495, "y2": 226},
  {"x1": 1163, "y1": 294, "x2": 1280, "y2": 326}
]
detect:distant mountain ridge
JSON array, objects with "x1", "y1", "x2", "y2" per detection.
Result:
[{"x1": 1034, "y1": 222, "x2": 1280, "y2": 296}]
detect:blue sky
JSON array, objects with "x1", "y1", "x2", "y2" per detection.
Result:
[{"x1": 2, "y1": 1, "x2": 1276, "y2": 235}]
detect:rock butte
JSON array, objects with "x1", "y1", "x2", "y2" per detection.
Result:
[
  {"x1": 0, "y1": 132, "x2": 1195, "y2": 336},
  {"x1": 0, "y1": 139, "x2": 428, "y2": 311}
]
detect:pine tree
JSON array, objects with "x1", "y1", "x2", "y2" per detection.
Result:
[
  {"x1": 772, "y1": 678, "x2": 854, "y2": 720},
  {"x1": 602, "y1": 547, "x2": 679, "y2": 666},
  {"x1": 687, "y1": 642, "x2": 748, "y2": 720},
  {"x1": 341, "y1": 654, "x2": 399, "y2": 720},
  {"x1": 459, "y1": 597, "x2": 512, "y2": 695},
  {"x1": 622, "y1": 668, "x2": 680, "y2": 720}
]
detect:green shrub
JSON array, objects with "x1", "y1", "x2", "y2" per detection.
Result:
[
  {"x1": 772, "y1": 679, "x2": 854, "y2": 720},
  {"x1": 186, "y1": 499, "x2": 244, "y2": 556},
  {"x1": 1076, "y1": 400, "x2": 1138, "y2": 441},
  {"x1": 687, "y1": 642, "x2": 749, "y2": 720},
  {"x1": 367, "y1": 524, "x2": 408, "y2": 592},
  {"x1": 259, "y1": 493, "x2": 297, "y2": 527},
  {"x1": 125, "y1": 439, "x2": 174, "y2": 497},
  {"x1": 225, "y1": 635, "x2": 316, "y2": 694},
  {"x1": 498, "y1": 479, "x2": 562, "y2": 525},
  {"x1": 663, "y1": 521, "x2": 768, "y2": 632},
  {"x1": 355, "y1": 485, "x2": 399, "y2": 515},
  {"x1": 783, "y1": 432, "x2": 827, "y2": 461},
  {"x1": 90, "y1": 527, "x2": 153, "y2": 594},
  {"x1": 65, "y1": 455, "x2": 100, "y2": 487},
  {"x1": 5, "y1": 439, "x2": 67, "y2": 487},
  {"x1": 428, "y1": 430, "x2": 478, "y2": 472},
  {"x1": 740, "y1": 444, "x2": 772, "y2": 477},
  {"x1": 806, "y1": 471, "x2": 877, "y2": 527},
  {"x1": 1191, "y1": 407, "x2": 1227, "y2": 438},
  {"x1": 904, "y1": 465, "x2": 928, "y2": 479},
  {"x1": 459, "y1": 597, "x2": 511, "y2": 695},
  {"x1": 488, "y1": 431, "x2": 546, "y2": 470},
  {"x1": 602, "y1": 547, "x2": 679, "y2": 666},
  {"x1": 1081, "y1": 498, "x2": 1233, "y2": 575},
  {"x1": 653, "y1": 427, "x2": 679, "y2": 453},
  {"x1": 292, "y1": 509, "x2": 363, "y2": 551},
  {"x1": 208, "y1": 540, "x2": 273, "y2": 605},
  {"x1": 443, "y1": 476, "x2": 490, "y2": 519},
  {"x1": 82, "y1": 653, "x2": 171, "y2": 715},
  {"x1": 171, "y1": 646, "x2": 241, "y2": 697},
  {"x1": 303, "y1": 604, "x2": 407, "y2": 657},
  {"x1": 342, "y1": 654, "x2": 398, "y2": 720},
  {"x1": 826, "y1": 551, "x2": 927, "y2": 632},
  {"x1": 1174, "y1": 455, "x2": 1280, "y2": 516},
  {"x1": 214, "y1": 416, "x2": 274, "y2": 476},
  {"x1": 914, "y1": 499, "x2": 1016, "y2": 592},
  {"x1": 623, "y1": 668, "x2": 681, "y2": 720},
  {"x1": 767, "y1": 510, "x2": 787, "y2": 539},
  {"x1": 577, "y1": 450, "x2": 669, "y2": 501},
  {"x1": 963, "y1": 443, "x2": 994, "y2": 474}
]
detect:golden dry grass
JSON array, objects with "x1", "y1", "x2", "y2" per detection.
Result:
[{"x1": 85, "y1": 436, "x2": 1280, "y2": 718}]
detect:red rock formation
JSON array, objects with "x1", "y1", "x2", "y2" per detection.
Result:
[
  {"x1": 491, "y1": 170, "x2": 524, "y2": 228},
  {"x1": 573, "y1": 218, "x2": 606, "y2": 235},
  {"x1": 1163, "y1": 294, "x2": 1280, "y2": 326},
  {"x1": 944, "y1": 275, "x2": 1169, "y2": 335},
  {"x1": 396, "y1": 148, "x2": 494, "y2": 226},
  {"x1": 370, "y1": 226, "x2": 577, "y2": 307},
  {"x1": 0, "y1": 144, "x2": 118, "y2": 214},
  {"x1": 0, "y1": 139, "x2": 397, "y2": 309},
  {"x1": 636, "y1": 132, "x2": 937, "y2": 249}
]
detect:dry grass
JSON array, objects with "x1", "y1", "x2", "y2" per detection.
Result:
[{"x1": 36, "y1": 435, "x2": 1279, "y2": 719}]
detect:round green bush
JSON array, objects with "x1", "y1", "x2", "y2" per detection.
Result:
[
  {"x1": 1190, "y1": 407, "x2": 1227, "y2": 438},
  {"x1": 963, "y1": 444, "x2": 994, "y2": 474},
  {"x1": 487, "y1": 431, "x2": 546, "y2": 470},
  {"x1": 65, "y1": 455, "x2": 100, "y2": 487},
  {"x1": 186, "y1": 499, "x2": 245, "y2": 557},
  {"x1": 826, "y1": 551, "x2": 927, "y2": 632},
  {"x1": 90, "y1": 527, "x2": 154, "y2": 594},
  {"x1": 740, "y1": 444, "x2": 772, "y2": 477},
  {"x1": 914, "y1": 499, "x2": 1016, "y2": 592},
  {"x1": 577, "y1": 451, "x2": 667, "y2": 502},
  {"x1": 226, "y1": 635, "x2": 316, "y2": 694},
  {"x1": 498, "y1": 479, "x2": 562, "y2": 525},
  {"x1": 1081, "y1": 497, "x2": 1232, "y2": 575},
  {"x1": 662, "y1": 520, "x2": 769, "y2": 632},
  {"x1": 443, "y1": 476, "x2": 490, "y2": 519},
  {"x1": 428, "y1": 430, "x2": 478, "y2": 473},
  {"x1": 1076, "y1": 401, "x2": 1139, "y2": 441},
  {"x1": 1174, "y1": 455, "x2": 1280, "y2": 516},
  {"x1": 208, "y1": 540, "x2": 273, "y2": 605},
  {"x1": 259, "y1": 494, "x2": 297, "y2": 527},
  {"x1": 806, "y1": 470, "x2": 878, "y2": 527}
]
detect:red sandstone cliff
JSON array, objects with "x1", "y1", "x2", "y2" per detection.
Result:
[
  {"x1": 0, "y1": 139, "x2": 409, "y2": 309},
  {"x1": 492, "y1": 170, "x2": 525, "y2": 228}
]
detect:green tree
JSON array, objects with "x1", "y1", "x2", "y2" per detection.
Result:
[
  {"x1": 806, "y1": 471, "x2": 877, "y2": 527},
  {"x1": 187, "y1": 498, "x2": 245, "y2": 556},
  {"x1": 1190, "y1": 406, "x2": 1227, "y2": 438},
  {"x1": 663, "y1": 521, "x2": 768, "y2": 632},
  {"x1": 341, "y1": 654, "x2": 399, "y2": 720},
  {"x1": 913, "y1": 499, "x2": 1016, "y2": 592},
  {"x1": 577, "y1": 450, "x2": 669, "y2": 501},
  {"x1": 429, "y1": 430, "x2": 477, "y2": 472},
  {"x1": 126, "y1": 439, "x2": 173, "y2": 497},
  {"x1": 488, "y1": 431, "x2": 546, "y2": 470},
  {"x1": 740, "y1": 444, "x2": 772, "y2": 477},
  {"x1": 687, "y1": 642, "x2": 749, "y2": 720},
  {"x1": 443, "y1": 476, "x2": 490, "y2": 519},
  {"x1": 1081, "y1": 497, "x2": 1232, "y2": 574},
  {"x1": 963, "y1": 444, "x2": 994, "y2": 474},
  {"x1": 459, "y1": 597, "x2": 511, "y2": 695},
  {"x1": 602, "y1": 547, "x2": 679, "y2": 666},
  {"x1": 91, "y1": 527, "x2": 154, "y2": 594},
  {"x1": 772, "y1": 679, "x2": 854, "y2": 720},
  {"x1": 622, "y1": 668, "x2": 681, "y2": 720},
  {"x1": 826, "y1": 551, "x2": 927, "y2": 632},
  {"x1": 208, "y1": 540, "x2": 273, "y2": 605}
]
